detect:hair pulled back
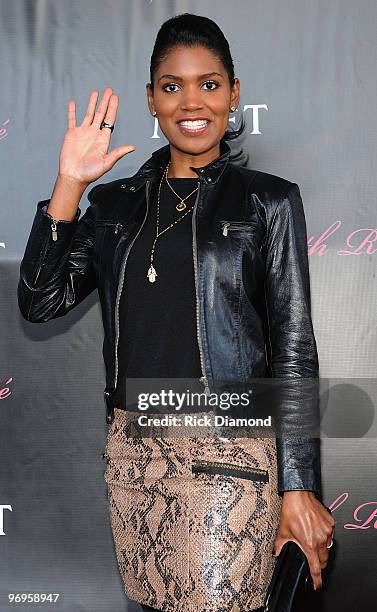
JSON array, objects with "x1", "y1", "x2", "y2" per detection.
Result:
[{"x1": 149, "y1": 13, "x2": 248, "y2": 165}]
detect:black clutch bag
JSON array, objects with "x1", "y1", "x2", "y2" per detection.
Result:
[{"x1": 264, "y1": 505, "x2": 332, "y2": 612}]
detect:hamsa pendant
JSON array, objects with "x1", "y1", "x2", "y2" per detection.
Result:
[{"x1": 147, "y1": 264, "x2": 157, "y2": 283}]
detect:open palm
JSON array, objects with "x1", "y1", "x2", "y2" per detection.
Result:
[{"x1": 58, "y1": 87, "x2": 135, "y2": 185}]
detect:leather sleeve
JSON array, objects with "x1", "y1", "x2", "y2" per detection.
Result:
[
  {"x1": 263, "y1": 182, "x2": 322, "y2": 497},
  {"x1": 17, "y1": 184, "x2": 102, "y2": 322}
]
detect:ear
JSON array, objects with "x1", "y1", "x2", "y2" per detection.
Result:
[
  {"x1": 230, "y1": 77, "x2": 240, "y2": 111},
  {"x1": 146, "y1": 82, "x2": 155, "y2": 115}
]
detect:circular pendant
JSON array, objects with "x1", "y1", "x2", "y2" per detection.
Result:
[{"x1": 176, "y1": 201, "x2": 187, "y2": 212}]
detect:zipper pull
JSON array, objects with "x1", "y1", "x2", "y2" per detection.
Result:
[
  {"x1": 104, "y1": 388, "x2": 115, "y2": 424},
  {"x1": 114, "y1": 222, "x2": 123, "y2": 235},
  {"x1": 222, "y1": 222, "x2": 230, "y2": 237},
  {"x1": 51, "y1": 220, "x2": 58, "y2": 241}
]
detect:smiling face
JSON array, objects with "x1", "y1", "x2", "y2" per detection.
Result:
[{"x1": 146, "y1": 44, "x2": 240, "y2": 161}]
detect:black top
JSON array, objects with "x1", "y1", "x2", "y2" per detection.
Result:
[{"x1": 112, "y1": 176, "x2": 203, "y2": 410}]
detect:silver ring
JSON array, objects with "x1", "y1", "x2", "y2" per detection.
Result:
[
  {"x1": 326, "y1": 540, "x2": 334, "y2": 549},
  {"x1": 100, "y1": 121, "x2": 114, "y2": 133}
]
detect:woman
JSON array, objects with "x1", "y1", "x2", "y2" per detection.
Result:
[{"x1": 18, "y1": 13, "x2": 335, "y2": 612}]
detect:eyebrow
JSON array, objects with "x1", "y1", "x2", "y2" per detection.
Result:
[{"x1": 157, "y1": 72, "x2": 224, "y2": 83}]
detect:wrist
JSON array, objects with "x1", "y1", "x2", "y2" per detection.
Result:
[
  {"x1": 57, "y1": 173, "x2": 90, "y2": 191},
  {"x1": 282, "y1": 490, "x2": 316, "y2": 498}
]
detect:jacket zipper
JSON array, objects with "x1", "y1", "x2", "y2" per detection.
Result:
[
  {"x1": 32, "y1": 214, "x2": 60, "y2": 285},
  {"x1": 191, "y1": 183, "x2": 211, "y2": 397},
  {"x1": 191, "y1": 458, "x2": 269, "y2": 482},
  {"x1": 113, "y1": 180, "x2": 151, "y2": 394},
  {"x1": 50, "y1": 219, "x2": 58, "y2": 241},
  {"x1": 97, "y1": 221, "x2": 124, "y2": 234},
  {"x1": 263, "y1": 280, "x2": 274, "y2": 376},
  {"x1": 221, "y1": 221, "x2": 254, "y2": 237},
  {"x1": 45, "y1": 209, "x2": 63, "y2": 242}
]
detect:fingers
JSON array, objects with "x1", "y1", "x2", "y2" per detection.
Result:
[
  {"x1": 305, "y1": 548, "x2": 323, "y2": 590},
  {"x1": 70, "y1": 87, "x2": 119, "y2": 131},
  {"x1": 318, "y1": 540, "x2": 330, "y2": 568},
  {"x1": 308, "y1": 525, "x2": 334, "y2": 589},
  {"x1": 67, "y1": 100, "x2": 76, "y2": 130},
  {"x1": 104, "y1": 144, "x2": 136, "y2": 172},
  {"x1": 92, "y1": 87, "x2": 114, "y2": 129},
  {"x1": 102, "y1": 93, "x2": 119, "y2": 131},
  {"x1": 326, "y1": 520, "x2": 335, "y2": 549},
  {"x1": 324, "y1": 510, "x2": 335, "y2": 550},
  {"x1": 273, "y1": 537, "x2": 324, "y2": 590},
  {"x1": 81, "y1": 90, "x2": 100, "y2": 126}
]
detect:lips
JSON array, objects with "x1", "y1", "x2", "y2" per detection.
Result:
[
  {"x1": 177, "y1": 119, "x2": 210, "y2": 136},
  {"x1": 178, "y1": 116, "x2": 210, "y2": 122}
]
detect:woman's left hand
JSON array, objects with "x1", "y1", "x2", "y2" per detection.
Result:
[{"x1": 273, "y1": 491, "x2": 335, "y2": 591}]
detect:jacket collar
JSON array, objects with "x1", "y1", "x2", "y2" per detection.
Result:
[{"x1": 131, "y1": 139, "x2": 231, "y2": 186}]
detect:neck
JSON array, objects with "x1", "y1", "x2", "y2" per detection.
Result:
[{"x1": 166, "y1": 142, "x2": 221, "y2": 178}]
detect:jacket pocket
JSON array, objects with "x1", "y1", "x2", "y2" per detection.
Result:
[
  {"x1": 191, "y1": 459, "x2": 269, "y2": 483},
  {"x1": 218, "y1": 220, "x2": 259, "y2": 237},
  {"x1": 96, "y1": 220, "x2": 125, "y2": 234}
]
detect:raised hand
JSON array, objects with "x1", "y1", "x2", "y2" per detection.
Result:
[{"x1": 58, "y1": 87, "x2": 136, "y2": 186}]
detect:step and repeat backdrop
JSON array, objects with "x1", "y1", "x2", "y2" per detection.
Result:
[{"x1": 1, "y1": 1, "x2": 376, "y2": 611}]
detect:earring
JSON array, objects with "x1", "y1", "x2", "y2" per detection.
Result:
[
  {"x1": 230, "y1": 106, "x2": 236, "y2": 112},
  {"x1": 152, "y1": 110, "x2": 157, "y2": 116}
]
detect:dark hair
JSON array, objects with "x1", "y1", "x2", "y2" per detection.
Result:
[{"x1": 149, "y1": 13, "x2": 249, "y2": 166}]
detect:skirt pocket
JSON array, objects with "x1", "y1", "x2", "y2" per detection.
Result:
[{"x1": 191, "y1": 458, "x2": 269, "y2": 482}]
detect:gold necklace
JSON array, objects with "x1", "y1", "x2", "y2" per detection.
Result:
[
  {"x1": 147, "y1": 163, "x2": 199, "y2": 283},
  {"x1": 164, "y1": 161, "x2": 199, "y2": 211}
]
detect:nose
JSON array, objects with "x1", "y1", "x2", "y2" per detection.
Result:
[{"x1": 180, "y1": 85, "x2": 204, "y2": 110}]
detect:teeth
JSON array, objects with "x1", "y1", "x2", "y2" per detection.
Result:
[{"x1": 180, "y1": 120, "x2": 208, "y2": 129}]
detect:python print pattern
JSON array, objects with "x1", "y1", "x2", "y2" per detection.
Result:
[{"x1": 103, "y1": 407, "x2": 283, "y2": 612}]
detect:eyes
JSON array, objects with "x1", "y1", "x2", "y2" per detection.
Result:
[{"x1": 162, "y1": 80, "x2": 220, "y2": 93}]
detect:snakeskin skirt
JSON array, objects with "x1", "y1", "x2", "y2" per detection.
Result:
[{"x1": 103, "y1": 408, "x2": 282, "y2": 612}]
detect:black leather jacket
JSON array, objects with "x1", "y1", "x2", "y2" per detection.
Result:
[{"x1": 17, "y1": 139, "x2": 322, "y2": 496}]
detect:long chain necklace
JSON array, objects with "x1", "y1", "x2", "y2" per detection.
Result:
[{"x1": 147, "y1": 162, "x2": 199, "y2": 283}]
